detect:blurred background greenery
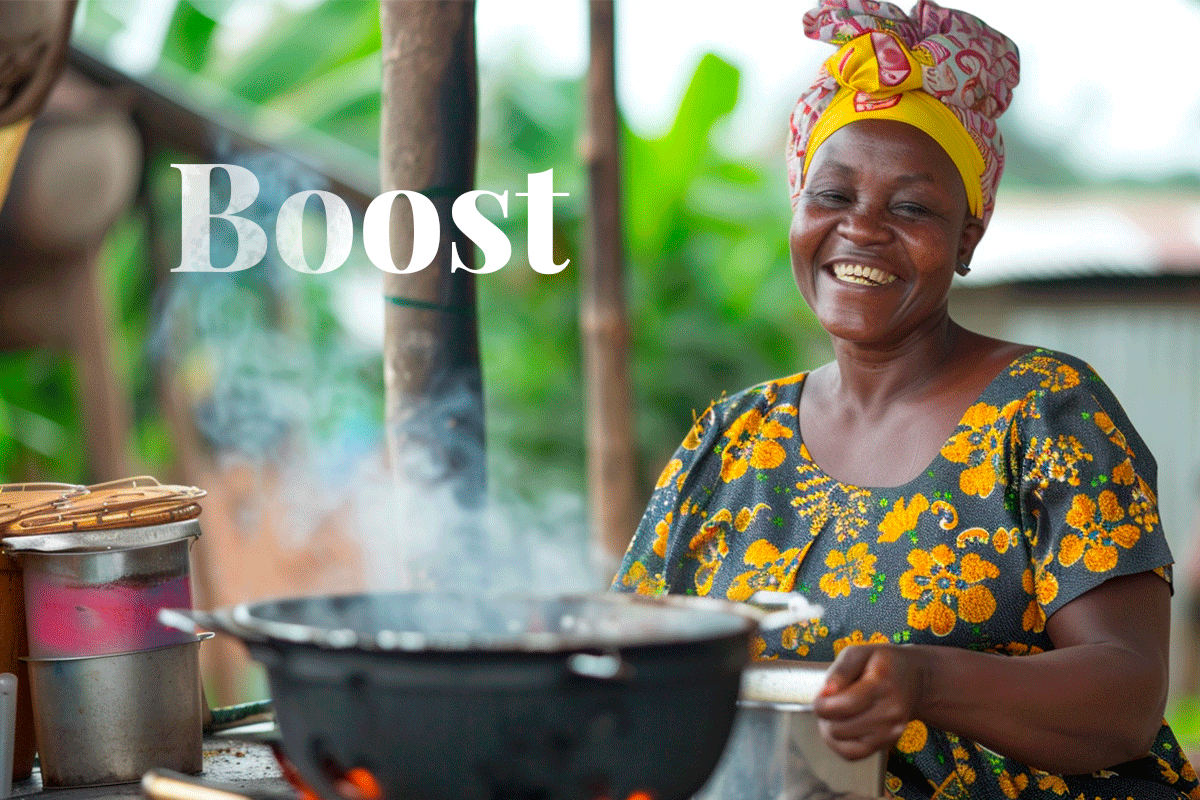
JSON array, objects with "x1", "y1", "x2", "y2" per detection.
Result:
[
  {"x1": 0, "y1": 0, "x2": 837, "y2": 508},
  {"x1": 0, "y1": 0, "x2": 1096, "y2": 497}
]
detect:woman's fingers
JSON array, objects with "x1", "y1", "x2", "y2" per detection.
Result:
[
  {"x1": 813, "y1": 644, "x2": 926, "y2": 759},
  {"x1": 818, "y1": 717, "x2": 905, "y2": 761},
  {"x1": 821, "y1": 706, "x2": 909, "y2": 743},
  {"x1": 820, "y1": 642, "x2": 877, "y2": 696}
]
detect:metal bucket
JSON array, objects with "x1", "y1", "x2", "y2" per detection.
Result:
[
  {"x1": 693, "y1": 662, "x2": 886, "y2": 800},
  {"x1": 2, "y1": 519, "x2": 199, "y2": 659},
  {"x1": 23, "y1": 635, "x2": 210, "y2": 787}
]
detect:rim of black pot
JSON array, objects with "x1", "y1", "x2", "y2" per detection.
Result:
[{"x1": 228, "y1": 591, "x2": 760, "y2": 654}]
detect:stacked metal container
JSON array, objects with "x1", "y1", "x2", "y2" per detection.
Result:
[{"x1": 0, "y1": 478, "x2": 208, "y2": 787}]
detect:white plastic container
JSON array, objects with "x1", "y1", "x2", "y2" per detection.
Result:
[{"x1": 0, "y1": 672, "x2": 16, "y2": 799}]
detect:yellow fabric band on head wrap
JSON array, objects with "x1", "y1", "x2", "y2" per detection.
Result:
[
  {"x1": 0, "y1": 119, "x2": 32, "y2": 208},
  {"x1": 801, "y1": 31, "x2": 986, "y2": 219}
]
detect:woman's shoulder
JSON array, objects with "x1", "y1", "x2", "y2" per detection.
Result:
[
  {"x1": 994, "y1": 347, "x2": 1151, "y2": 457},
  {"x1": 704, "y1": 371, "x2": 809, "y2": 427},
  {"x1": 986, "y1": 346, "x2": 1111, "y2": 403}
]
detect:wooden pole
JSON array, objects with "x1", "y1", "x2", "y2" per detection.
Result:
[
  {"x1": 378, "y1": 1, "x2": 485, "y2": 502},
  {"x1": 583, "y1": 0, "x2": 639, "y2": 566}
]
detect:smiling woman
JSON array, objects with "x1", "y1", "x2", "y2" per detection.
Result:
[
  {"x1": 791, "y1": 121, "x2": 982, "y2": 359},
  {"x1": 612, "y1": 1, "x2": 1200, "y2": 798}
]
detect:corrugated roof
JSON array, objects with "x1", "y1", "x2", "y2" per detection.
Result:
[{"x1": 960, "y1": 191, "x2": 1200, "y2": 286}]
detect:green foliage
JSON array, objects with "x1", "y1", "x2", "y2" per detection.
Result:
[
  {"x1": 161, "y1": 1, "x2": 217, "y2": 74},
  {"x1": 5, "y1": 1, "x2": 831, "y2": 500},
  {"x1": 0, "y1": 354, "x2": 84, "y2": 480},
  {"x1": 1168, "y1": 696, "x2": 1200, "y2": 756}
]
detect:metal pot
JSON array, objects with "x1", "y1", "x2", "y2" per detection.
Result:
[
  {"x1": 2, "y1": 519, "x2": 200, "y2": 658},
  {"x1": 23, "y1": 634, "x2": 211, "y2": 787},
  {"x1": 163, "y1": 592, "x2": 762, "y2": 800},
  {"x1": 694, "y1": 663, "x2": 886, "y2": 800}
]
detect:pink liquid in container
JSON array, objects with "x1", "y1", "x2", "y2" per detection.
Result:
[{"x1": 2, "y1": 520, "x2": 200, "y2": 659}]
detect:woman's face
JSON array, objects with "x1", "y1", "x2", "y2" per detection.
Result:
[{"x1": 789, "y1": 119, "x2": 984, "y2": 348}]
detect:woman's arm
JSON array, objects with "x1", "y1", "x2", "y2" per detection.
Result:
[{"x1": 813, "y1": 571, "x2": 1170, "y2": 774}]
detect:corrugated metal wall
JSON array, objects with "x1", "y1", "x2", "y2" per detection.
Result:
[{"x1": 952, "y1": 282, "x2": 1200, "y2": 695}]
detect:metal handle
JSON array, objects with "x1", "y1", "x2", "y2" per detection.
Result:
[
  {"x1": 206, "y1": 699, "x2": 275, "y2": 734},
  {"x1": 159, "y1": 607, "x2": 268, "y2": 644},
  {"x1": 747, "y1": 591, "x2": 824, "y2": 631},
  {"x1": 142, "y1": 769, "x2": 254, "y2": 800}
]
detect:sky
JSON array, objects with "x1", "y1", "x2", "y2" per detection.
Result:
[
  {"x1": 83, "y1": 0, "x2": 1200, "y2": 182},
  {"x1": 475, "y1": 0, "x2": 1200, "y2": 181}
]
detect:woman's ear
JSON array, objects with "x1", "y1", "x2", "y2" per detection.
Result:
[{"x1": 958, "y1": 217, "x2": 985, "y2": 269}]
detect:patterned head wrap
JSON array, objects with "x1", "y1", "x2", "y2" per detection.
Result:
[{"x1": 786, "y1": 0, "x2": 1020, "y2": 227}]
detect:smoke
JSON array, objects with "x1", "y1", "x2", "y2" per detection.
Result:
[{"x1": 152, "y1": 150, "x2": 603, "y2": 600}]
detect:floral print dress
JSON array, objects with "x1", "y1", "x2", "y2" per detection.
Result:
[{"x1": 612, "y1": 349, "x2": 1199, "y2": 799}]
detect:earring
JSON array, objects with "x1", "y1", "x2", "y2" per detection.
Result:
[{"x1": 955, "y1": 262, "x2": 971, "y2": 276}]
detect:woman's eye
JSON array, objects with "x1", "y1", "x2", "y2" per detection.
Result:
[
  {"x1": 894, "y1": 202, "x2": 931, "y2": 216},
  {"x1": 810, "y1": 189, "x2": 851, "y2": 205}
]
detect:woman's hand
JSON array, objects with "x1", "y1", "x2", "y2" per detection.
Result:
[
  {"x1": 809, "y1": 572, "x2": 1170, "y2": 773},
  {"x1": 813, "y1": 644, "x2": 929, "y2": 761}
]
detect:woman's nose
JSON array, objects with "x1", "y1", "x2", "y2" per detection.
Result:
[{"x1": 836, "y1": 203, "x2": 891, "y2": 246}]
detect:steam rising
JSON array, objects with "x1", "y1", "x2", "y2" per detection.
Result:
[{"x1": 153, "y1": 151, "x2": 602, "y2": 598}]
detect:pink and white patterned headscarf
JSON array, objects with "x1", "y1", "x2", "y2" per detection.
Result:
[{"x1": 786, "y1": 0, "x2": 1020, "y2": 227}]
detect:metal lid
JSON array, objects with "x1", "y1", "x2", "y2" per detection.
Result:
[{"x1": 0, "y1": 517, "x2": 201, "y2": 554}]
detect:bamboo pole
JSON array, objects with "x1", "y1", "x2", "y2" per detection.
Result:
[
  {"x1": 583, "y1": 0, "x2": 639, "y2": 565},
  {"x1": 378, "y1": 1, "x2": 485, "y2": 503}
]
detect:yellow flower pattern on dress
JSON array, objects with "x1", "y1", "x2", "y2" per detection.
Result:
[
  {"x1": 1034, "y1": 773, "x2": 1069, "y2": 794},
  {"x1": 619, "y1": 561, "x2": 665, "y2": 596},
  {"x1": 794, "y1": 445, "x2": 872, "y2": 540},
  {"x1": 878, "y1": 494, "x2": 930, "y2": 543},
  {"x1": 1129, "y1": 472, "x2": 1161, "y2": 533},
  {"x1": 897, "y1": 720, "x2": 928, "y2": 754},
  {"x1": 655, "y1": 459, "x2": 683, "y2": 490},
  {"x1": 1024, "y1": 434, "x2": 1091, "y2": 496},
  {"x1": 681, "y1": 405, "x2": 712, "y2": 451},
  {"x1": 686, "y1": 523, "x2": 726, "y2": 597},
  {"x1": 1011, "y1": 355, "x2": 1081, "y2": 392},
  {"x1": 652, "y1": 513, "x2": 670, "y2": 557},
  {"x1": 941, "y1": 400, "x2": 1022, "y2": 498},
  {"x1": 955, "y1": 527, "x2": 989, "y2": 548},
  {"x1": 779, "y1": 619, "x2": 829, "y2": 656},
  {"x1": 819, "y1": 542, "x2": 877, "y2": 598},
  {"x1": 998, "y1": 769, "x2": 1028, "y2": 798},
  {"x1": 1060, "y1": 491, "x2": 1141, "y2": 572},
  {"x1": 930, "y1": 499, "x2": 959, "y2": 530},
  {"x1": 726, "y1": 539, "x2": 805, "y2": 601},
  {"x1": 611, "y1": 350, "x2": 1190, "y2": 800},
  {"x1": 1021, "y1": 568, "x2": 1046, "y2": 633},
  {"x1": 989, "y1": 641, "x2": 1044, "y2": 656},
  {"x1": 900, "y1": 545, "x2": 999, "y2": 636},
  {"x1": 749, "y1": 636, "x2": 773, "y2": 661},
  {"x1": 1093, "y1": 411, "x2": 1135, "y2": 458},
  {"x1": 719, "y1": 406, "x2": 795, "y2": 482},
  {"x1": 686, "y1": 503, "x2": 769, "y2": 596},
  {"x1": 758, "y1": 372, "x2": 805, "y2": 405},
  {"x1": 992, "y1": 526, "x2": 1020, "y2": 554},
  {"x1": 833, "y1": 629, "x2": 889, "y2": 655}
]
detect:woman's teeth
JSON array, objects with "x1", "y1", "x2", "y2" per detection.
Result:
[{"x1": 832, "y1": 264, "x2": 897, "y2": 286}]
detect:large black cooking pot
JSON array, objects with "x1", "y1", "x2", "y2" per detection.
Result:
[{"x1": 164, "y1": 593, "x2": 760, "y2": 800}]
